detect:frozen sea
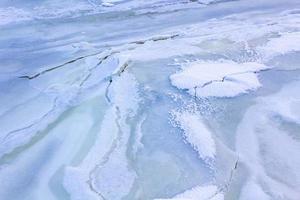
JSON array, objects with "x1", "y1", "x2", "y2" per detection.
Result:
[{"x1": 0, "y1": 0, "x2": 300, "y2": 200}]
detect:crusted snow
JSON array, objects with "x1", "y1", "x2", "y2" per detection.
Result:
[
  {"x1": 170, "y1": 60, "x2": 269, "y2": 97},
  {"x1": 1, "y1": 0, "x2": 300, "y2": 199},
  {"x1": 172, "y1": 111, "x2": 216, "y2": 161}
]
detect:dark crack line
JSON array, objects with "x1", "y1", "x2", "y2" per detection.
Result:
[
  {"x1": 104, "y1": 60, "x2": 133, "y2": 103},
  {"x1": 199, "y1": 68, "x2": 271, "y2": 89},
  {"x1": 86, "y1": 57, "x2": 137, "y2": 199},
  {"x1": 117, "y1": 60, "x2": 131, "y2": 76},
  {"x1": 18, "y1": 33, "x2": 179, "y2": 81},
  {"x1": 1, "y1": 97, "x2": 59, "y2": 146},
  {"x1": 222, "y1": 156, "x2": 239, "y2": 192},
  {"x1": 6, "y1": 48, "x2": 133, "y2": 156},
  {"x1": 86, "y1": 181, "x2": 107, "y2": 200},
  {"x1": 18, "y1": 51, "x2": 102, "y2": 80},
  {"x1": 197, "y1": 0, "x2": 240, "y2": 5},
  {"x1": 193, "y1": 86, "x2": 198, "y2": 100},
  {"x1": 203, "y1": 156, "x2": 239, "y2": 200},
  {"x1": 79, "y1": 51, "x2": 120, "y2": 87},
  {"x1": 87, "y1": 106, "x2": 123, "y2": 200},
  {"x1": 104, "y1": 78, "x2": 113, "y2": 103},
  {"x1": 130, "y1": 34, "x2": 180, "y2": 45}
]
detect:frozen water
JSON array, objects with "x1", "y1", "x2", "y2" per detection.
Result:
[{"x1": 0, "y1": 0, "x2": 300, "y2": 200}]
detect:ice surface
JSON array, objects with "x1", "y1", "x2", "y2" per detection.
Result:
[
  {"x1": 1, "y1": 0, "x2": 300, "y2": 200},
  {"x1": 156, "y1": 185, "x2": 224, "y2": 200},
  {"x1": 235, "y1": 81, "x2": 300, "y2": 200}
]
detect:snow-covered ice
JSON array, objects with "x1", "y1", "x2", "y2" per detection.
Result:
[
  {"x1": 0, "y1": 0, "x2": 300, "y2": 199},
  {"x1": 170, "y1": 60, "x2": 269, "y2": 97}
]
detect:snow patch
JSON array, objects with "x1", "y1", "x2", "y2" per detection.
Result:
[
  {"x1": 172, "y1": 111, "x2": 216, "y2": 162},
  {"x1": 259, "y1": 32, "x2": 300, "y2": 58},
  {"x1": 170, "y1": 60, "x2": 269, "y2": 98}
]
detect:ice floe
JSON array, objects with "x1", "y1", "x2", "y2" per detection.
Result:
[{"x1": 170, "y1": 60, "x2": 269, "y2": 98}]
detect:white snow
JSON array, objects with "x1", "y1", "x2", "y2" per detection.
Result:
[
  {"x1": 170, "y1": 60, "x2": 269, "y2": 97},
  {"x1": 101, "y1": 2, "x2": 115, "y2": 7},
  {"x1": 258, "y1": 32, "x2": 300, "y2": 58},
  {"x1": 172, "y1": 111, "x2": 216, "y2": 161},
  {"x1": 1, "y1": 1, "x2": 300, "y2": 199}
]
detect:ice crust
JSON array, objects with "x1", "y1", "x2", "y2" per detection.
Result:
[
  {"x1": 170, "y1": 60, "x2": 269, "y2": 97},
  {"x1": 1, "y1": 0, "x2": 300, "y2": 200},
  {"x1": 172, "y1": 111, "x2": 216, "y2": 161}
]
